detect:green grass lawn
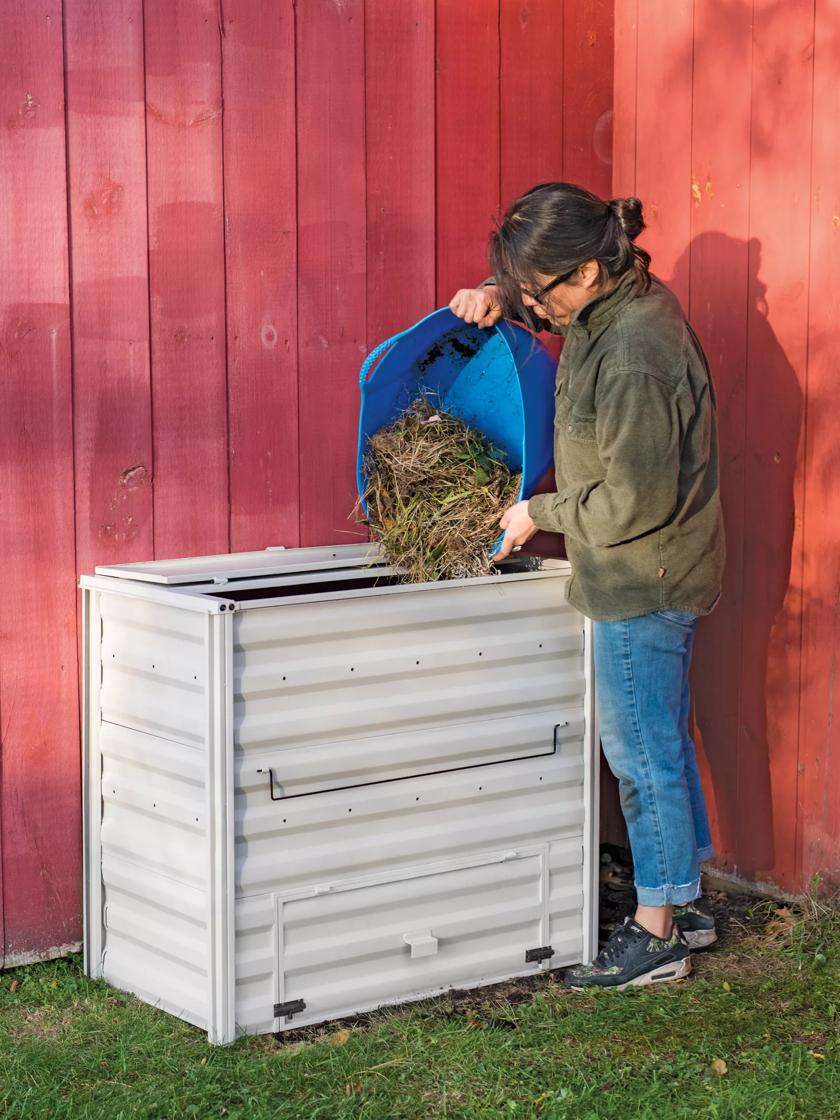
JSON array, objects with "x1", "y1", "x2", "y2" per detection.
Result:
[{"x1": 1, "y1": 892, "x2": 838, "y2": 1120}]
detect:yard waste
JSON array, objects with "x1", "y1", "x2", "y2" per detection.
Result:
[{"x1": 357, "y1": 396, "x2": 521, "y2": 583}]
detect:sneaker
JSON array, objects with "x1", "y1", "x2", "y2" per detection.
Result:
[
  {"x1": 673, "y1": 899, "x2": 718, "y2": 949},
  {"x1": 565, "y1": 916, "x2": 691, "y2": 991}
]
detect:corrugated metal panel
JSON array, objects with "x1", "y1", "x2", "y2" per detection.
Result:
[
  {"x1": 85, "y1": 561, "x2": 596, "y2": 1043},
  {"x1": 228, "y1": 568, "x2": 592, "y2": 1035},
  {"x1": 234, "y1": 576, "x2": 582, "y2": 753},
  {"x1": 97, "y1": 719, "x2": 210, "y2": 1029},
  {"x1": 275, "y1": 850, "x2": 547, "y2": 1028},
  {"x1": 99, "y1": 593, "x2": 207, "y2": 745},
  {"x1": 233, "y1": 839, "x2": 585, "y2": 1036},
  {"x1": 236, "y1": 737, "x2": 585, "y2": 896}
]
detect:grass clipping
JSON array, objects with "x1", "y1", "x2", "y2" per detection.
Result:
[{"x1": 358, "y1": 397, "x2": 522, "y2": 583}]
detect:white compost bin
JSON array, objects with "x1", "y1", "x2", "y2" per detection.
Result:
[{"x1": 80, "y1": 544, "x2": 599, "y2": 1044}]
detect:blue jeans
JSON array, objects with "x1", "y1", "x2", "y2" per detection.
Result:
[{"x1": 593, "y1": 609, "x2": 715, "y2": 906}]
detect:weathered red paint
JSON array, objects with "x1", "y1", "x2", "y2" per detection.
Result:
[
  {"x1": 145, "y1": 0, "x2": 229, "y2": 559},
  {"x1": 224, "y1": 0, "x2": 300, "y2": 553},
  {"x1": 613, "y1": 0, "x2": 840, "y2": 894},
  {"x1": 0, "y1": 0, "x2": 80, "y2": 966}
]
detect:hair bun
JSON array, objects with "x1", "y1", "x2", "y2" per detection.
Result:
[{"x1": 608, "y1": 196, "x2": 645, "y2": 241}]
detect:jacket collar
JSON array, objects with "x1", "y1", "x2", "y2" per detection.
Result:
[{"x1": 569, "y1": 267, "x2": 643, "y2": 333}]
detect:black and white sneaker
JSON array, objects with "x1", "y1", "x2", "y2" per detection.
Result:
[
  {"x1": 673, "y1": 899, "x2": 718, "y2": 949},
  {"x1": 565, "y1": 916, "x2": 692, "y2": 990}
]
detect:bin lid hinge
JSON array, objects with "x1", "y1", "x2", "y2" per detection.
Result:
[
  {"x1": 525, "y1": 945, "x2": 554, "y2": 963},
  {"x1": 274, "y1": 998, "x2": 306, "y2": 1019}
]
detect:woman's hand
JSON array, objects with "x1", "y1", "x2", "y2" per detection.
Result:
[
  {"x1": 449, "y1": 285, "x2": 502, "y2": 329},
  {"x1": 496, "y1": 500, "x2": 538, "y2": 560}
]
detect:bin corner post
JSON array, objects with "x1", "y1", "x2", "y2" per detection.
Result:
[
  {"x1": 205, "y1": 610, "x2": 236, "y2": 1045},
  {"x1": 81, "y1": 587, "x2": 106, "y2": 978},
  {"x1": 581, "y1": 616, "x2": 600, "y2": 965}
]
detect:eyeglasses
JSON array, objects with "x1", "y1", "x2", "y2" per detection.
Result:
[{"x1": 521, "y1": 266, "x2": 579, "y2": 305}]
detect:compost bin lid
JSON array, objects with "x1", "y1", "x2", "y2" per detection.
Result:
[{"x1": 93, "y1": 543, "x2": 383, "y2": 585}]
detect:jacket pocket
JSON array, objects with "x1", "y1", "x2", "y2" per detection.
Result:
[
  {"x1": 654, "y1": 608, "x2": 698, "y2": 626},
  {"x1": 561, "y1": 411, "x2": 597, "y2": 443}
]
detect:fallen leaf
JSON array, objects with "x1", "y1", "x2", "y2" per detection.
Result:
[
  {"x1": 809, "y1": 1051, "x2": 825, "y2": 1060},
  {"x1": 9, "y1": 980, "x2": 18, "y2": 993},
  {"x1": 332, "y1": 1028, "x2": 351, "y2": 1046},
  {"x1": 200, "y1": 1057, "x2": 207, "y2": 1066},
  {"x1": 344, "y1": 1081, "x2": 364, "y2": 1096},
  {"x1": 710, "y1": 1059, "x2": 728, "y2": 1076},
  {"x1": 721, "y1": 981, "x2": 731, "y2": 992}
]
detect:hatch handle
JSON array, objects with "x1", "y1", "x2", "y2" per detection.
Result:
[{"x1": 403, "y1": 931, "x2": 438, "y2": 959}]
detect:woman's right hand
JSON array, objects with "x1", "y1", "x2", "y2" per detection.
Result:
[{"x1": 449, "y1": 285, "x2": 502, "y2": 329}]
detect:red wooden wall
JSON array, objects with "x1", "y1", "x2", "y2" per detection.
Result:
[
  {"x1": 0, "y1": 0, "x2": 613, "y2": 965},
  {"x1": 613, "y1": 0, "x2": 840, "y2": 894}
]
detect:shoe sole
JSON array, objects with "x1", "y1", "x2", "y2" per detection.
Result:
[
  {"x1": 682, "y1": 928, "x2": 718, "y2": 950},
  {"x1": 569, "y1": 954, "x2": 692, "y2": 992}
]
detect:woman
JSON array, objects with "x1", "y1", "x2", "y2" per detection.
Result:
[{"x1": 449, "y1": 183, "x2": 725, "y2": 990}]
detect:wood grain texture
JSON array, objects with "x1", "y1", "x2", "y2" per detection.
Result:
[
  {"x1": 740, "y1": 0, "x2": 814, "y2": 888},
  {"x1": 797, "y1": 0, "x2": 840, "y2": 890},
  {"x1": 365, "y1": 0, "x2": 436, "y2": 346},
  {"x1": 611, "y1": 0, "x2": 638, "y2": 198},
  {"x1": 499, "y1": 0, "x2": 565, "y2": 207},
  {"x1": 296, "y1": 0, "x2": 367, "y2": 547},
  {"x1": 633, "y1": 0, "x2": 694, "y2": 305},
  {"x1": 222, "y1": 0, "x2": 299, "y2": 551},
  {"x1": 436, "y1": 0, "x2": 501, "y2": 300},
  {"x1": 0, "y1": 0, "x2": 79, "y2": 961},
  {"x1": 562, "y1": 0, "x2": 613, "y2": 196},
  {"x1": 684, "y1": 0, "x2": 753, "y2": 873},
  {"x1": 144, "y1": 0, "x2": 229, "y2": 558},
  {"x1": 65, "y1": 0, "x2": 153, "y2": 575}
]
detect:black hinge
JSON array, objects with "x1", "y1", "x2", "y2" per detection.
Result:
[
  {"x1": 525, "y1": 945, "x2": 554, "y2": 963},
  {"x1": 274, "y1": 998, "x2": 306, "y2": 1019}
]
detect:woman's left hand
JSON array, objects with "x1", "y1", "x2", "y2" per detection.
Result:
[{"x1": 495, "y1": 501, "x2": 538, "y2": 560}]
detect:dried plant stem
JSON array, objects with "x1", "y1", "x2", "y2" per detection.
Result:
[{"x1": 356, "y1": 397, "x2": 521, "y2": 583}]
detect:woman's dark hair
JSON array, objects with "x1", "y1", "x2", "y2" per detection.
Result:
[{"x1": 489, "y1": 182, "x2": 651, "y2": 325}]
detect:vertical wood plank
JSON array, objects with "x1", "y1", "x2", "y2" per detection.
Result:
[
  {"x1": 296, "y1": 0, "x2": 367, "y2": 546},
  {"x1": 684, "y1": 0, "x2": 753, "y2": 873},
  {"x1": 436, "y1": 0, "x2": 500, "y2": 299},
  {"x1": 797, "y1": 0, "x2": 840, "y2": 890},
  {"x1": 222, "y1": 0, "x2": 299, "y2": 552},
  {"x1": 740, "y1": 0, "x2": 814, "y2": 889},
  {"x1": 499, "y1": 0, "x2": 564, "y2": 207},
  {"x1": 611, "y1": 0, "x2": 638, "y2": 198},
  {"x1": 65, "y1": 0, "x2": 153, "y2": 576},
  {"x1": 365, "y1": 0, "x2": 436, "y2": 346},
  {"x1": 0, "y1": 0, "x2": 80, "y2": 960},
  {"x1": 144, "y1": 0, "x2": 228, "y2": 558},
  {"x1": 562, "y1": 0, "x2": 613, "y2": 197},
  {"x1": 633, "y1": 0, "x2": 694, "y2": 305}
]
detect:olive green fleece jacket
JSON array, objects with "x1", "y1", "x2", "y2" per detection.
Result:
[{"x1": 520, "y1": 269, "x2": 726, "y2": 621}]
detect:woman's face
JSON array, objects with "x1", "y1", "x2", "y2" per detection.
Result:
[{"x1": 520, "y1": 261, "x2": 609, "y2": 327}]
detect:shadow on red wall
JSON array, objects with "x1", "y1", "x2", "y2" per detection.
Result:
[{"x1": 669, "y1": 234, "x2": 802, "y2": 881}]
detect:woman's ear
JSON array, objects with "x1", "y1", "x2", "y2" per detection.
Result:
[{"x1": 578, "y1": 259, "x2": 601, "y2": 290}]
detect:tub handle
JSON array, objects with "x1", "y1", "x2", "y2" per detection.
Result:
[{"x1": 359, "y1": 328, "x2": 411, "y2": 390}]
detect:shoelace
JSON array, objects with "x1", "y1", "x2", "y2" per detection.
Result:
[{"x1": 597, "y1": 928, "x2": 632, "y2": 967}]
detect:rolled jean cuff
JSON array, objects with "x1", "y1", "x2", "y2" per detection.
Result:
[
  {"x1": 635, "y1": 876, "x2": 702, "y2": 906},
  {"x1": 697, "y1": 843, "x2": 715, "y2": 864}
]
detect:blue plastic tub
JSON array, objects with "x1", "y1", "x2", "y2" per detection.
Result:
[{"x1": 357, "y1": 308, "x2": 556, "y2": 557}]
